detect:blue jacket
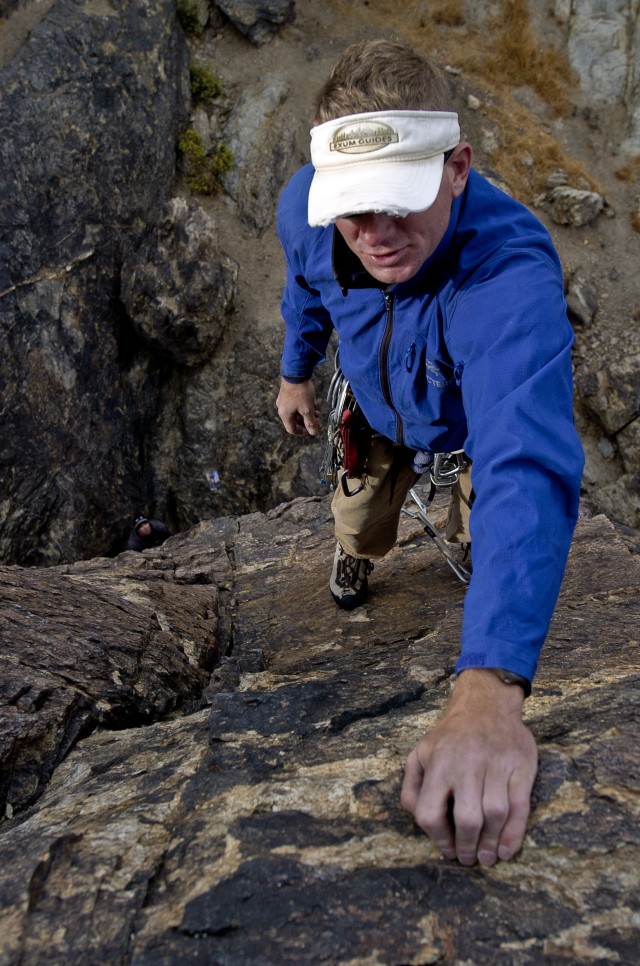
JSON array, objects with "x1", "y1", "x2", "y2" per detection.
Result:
[{"x1": 278, "y1": 164, "x2": 584, "y2": 684}]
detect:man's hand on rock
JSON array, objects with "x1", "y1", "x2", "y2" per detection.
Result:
[{"x1": 401, "y1": 668, "x2": 538, "y2": 866}]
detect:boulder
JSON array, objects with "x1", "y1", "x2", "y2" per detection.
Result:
[
  {"x1": 214, "y1": 0, "x2": 295, "y2": 45},
  {"x1": 121, "y1": 198, "x2": 238, "y2": 366},
  {"x1": 554, "y1": 0, "x2": 640, "y2": 153},
  {"x1": 547, "y1": 185, "x2": 605, "y2": 227},
  {"x1": 221, "y1": 76, "x2": 297, "y2": 233}
]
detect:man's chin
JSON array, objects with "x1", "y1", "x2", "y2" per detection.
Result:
[{"x1": 364, "y1": 262, "x2": 418, "y2": 284}]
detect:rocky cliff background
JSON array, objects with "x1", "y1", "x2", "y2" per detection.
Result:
[{"x1": 0, "y1": 0, "x2": 639, "y2": 566}]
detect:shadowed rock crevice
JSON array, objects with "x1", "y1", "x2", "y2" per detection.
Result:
[
  {"x1": 0, "y1": 540, "x2": 225, "y2": 814},
  {"x1": 210, "y1": 668, "x2": 430, "y2": 740}
]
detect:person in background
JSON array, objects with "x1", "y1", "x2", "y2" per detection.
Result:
[
  {"x1": 275, "y1": 38, "x2": 584, "y2": 866},
  {"x1": 126, "y1": 515, "x2": 172, "y2": 552}
]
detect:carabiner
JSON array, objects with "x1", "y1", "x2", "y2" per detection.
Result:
[{"x1": 340, "y1": 470, "x2": 365, "y2": 498}]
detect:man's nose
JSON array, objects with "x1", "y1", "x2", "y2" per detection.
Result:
[{"x1": 355, "y1": 212, "x2": 396, "y2": 242}]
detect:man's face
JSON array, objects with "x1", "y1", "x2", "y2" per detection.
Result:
[
  {"x1": 333, "y1": 147, "x2": 470, "y2": 285},
  {"x1": 137, "y1": 522, "x2": 152, "y2": 538}
]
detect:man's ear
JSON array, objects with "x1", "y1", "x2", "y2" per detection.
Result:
[{"x1": 447, "y1": 142, "x2": 473, "y2": 198}]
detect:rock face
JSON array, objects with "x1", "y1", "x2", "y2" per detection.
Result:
[
  {"x1": 554, "y1": 0, "x2": 640, "y2": 153},
  {"x1": 221, "y1": 76, "x2": 296, "y2": 233},
  {"x1": 0, "y1": 495, "x2": 639, "y2": 963},
  {"x1": 0, "y1": 0, "x2": 192, "y2": 564},
  {"x1": 0, "y1": 537, "x2": 227, "y2": 814},
  {"x1": 0, "y1": 0, "x2": 307, "y2": 566},
  {"x1": 121, "y1": 197, "x2": 238, "y2": 366}
]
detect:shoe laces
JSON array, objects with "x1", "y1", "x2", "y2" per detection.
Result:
[{"x1": 339, "y1": 551, "x2": 374, "y2": 589}]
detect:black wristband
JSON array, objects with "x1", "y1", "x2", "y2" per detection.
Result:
[{"x1": 489, "y1": 668, "x2": 532, "y2": 698}]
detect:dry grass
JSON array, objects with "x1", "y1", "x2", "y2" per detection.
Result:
[
  {"x1": 428, "y1": 0, "x2": 465, "y2": 27},
  {"x1": 482, "y1": 0, "x2": 575, "y2": 117},
  {"x1": 479, "y1": 93, "x2": 601, "y2": 196},
  {"x1": 339, "y1": 0, "x2": 598, "y2": 202}
]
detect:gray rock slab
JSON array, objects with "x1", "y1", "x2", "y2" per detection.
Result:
[
  {"x1": 0, "y1": 518, "x2": 238, "y2": 815},
  {"x1": 0, "y1": 498, "x2": 638, "y2": 963}
]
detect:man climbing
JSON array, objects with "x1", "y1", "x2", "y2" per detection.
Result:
[
  {"x1": 275, "y1": 38, "x2": 584, "y2": 866},
  {"x1": 126, "y1": 515, "x2": 172, "y2": 552}
]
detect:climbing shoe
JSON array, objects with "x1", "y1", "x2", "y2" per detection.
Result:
[{"x1": 329, "y1": 543, "x2": 374, "y2": 610}]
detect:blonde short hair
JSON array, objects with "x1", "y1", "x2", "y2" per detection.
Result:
[{"x1": 314, "y1": 38, "x2": 454, "y2": 124}]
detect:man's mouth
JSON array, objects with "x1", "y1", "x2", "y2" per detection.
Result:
[{"x1": 364, "y1": 247, "x2": 405, "y2": 266}]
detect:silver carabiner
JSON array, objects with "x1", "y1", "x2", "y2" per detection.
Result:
[{"x1": 431, "y1": 451, "x2": 467, "y2": 487}]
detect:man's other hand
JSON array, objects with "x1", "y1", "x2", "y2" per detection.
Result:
[
  {"x1": 401, "y1": 668, "x2": 538, "y2": 866},
  {"x1": 276, "y1": 378, "x2": 320, "y2": 437}
]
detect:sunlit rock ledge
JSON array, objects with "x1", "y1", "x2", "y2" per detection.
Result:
[{"x1": 0, "y1": 494, "x2": 638, "y2": 964}]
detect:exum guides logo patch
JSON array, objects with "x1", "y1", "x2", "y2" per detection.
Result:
[{"x1": 330, "y1": 121, "x2": 399, "y2": 154}]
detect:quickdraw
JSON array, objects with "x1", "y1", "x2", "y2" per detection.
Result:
[{"x1": 402, "y1": 481, "x2": 472, "y2": 585}]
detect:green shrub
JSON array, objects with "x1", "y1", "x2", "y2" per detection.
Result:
[
  {"x1": 210, "y1": 143, "x2": 234, "y2": 179},
  {"x1": 190, "y1": 64, "x2": 223, "y2": 105},
  {"x1": 176, "y1": 0, "x2": 202, "y2": 36},
  {"x1": 178, "y1": 129, "x2": 234, "y2": 195}
]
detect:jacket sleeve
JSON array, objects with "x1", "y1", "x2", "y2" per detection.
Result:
[
  {"x1": 126, "y1": 532, "x2": 144, "y2": 551},
  {"x1": 277, "y1": 167, "x2": 335, "y2": 380},
  {"x1": 448, "y1": 248, "x2": 584, "y2": 685}
]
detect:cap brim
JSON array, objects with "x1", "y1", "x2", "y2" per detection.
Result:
[{"x1": 308, "y1": 153, "x2": 445, "y2": 228}]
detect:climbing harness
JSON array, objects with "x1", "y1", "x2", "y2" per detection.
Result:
[{"x1": 319, "y1": 357, "x2": 472, "y2": 585}]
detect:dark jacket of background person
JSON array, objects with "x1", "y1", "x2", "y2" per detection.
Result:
[{"x1": 126, "y1": 517, "x2": 172, "y2": 552}]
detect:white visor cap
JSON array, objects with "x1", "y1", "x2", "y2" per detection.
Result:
[{"x1": 308, "y1": 110, "x2": 460, "y2": 228}]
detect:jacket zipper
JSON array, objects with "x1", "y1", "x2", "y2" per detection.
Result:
[{"x1": 381, "y1": 292, "x2": 404, "y2": 444}]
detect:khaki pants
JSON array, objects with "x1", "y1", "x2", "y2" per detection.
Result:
[{"x1": 332, "y1": 434, "x2": 473, "y2": 559}]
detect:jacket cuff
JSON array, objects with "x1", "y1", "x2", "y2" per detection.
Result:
[{"x1": 281, "y1": 374, "x2": 312, "y2": 384}]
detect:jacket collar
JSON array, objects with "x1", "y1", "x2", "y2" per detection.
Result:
[{"x1": 332, "y1": 228, "x2": 386, "y2": 295}]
